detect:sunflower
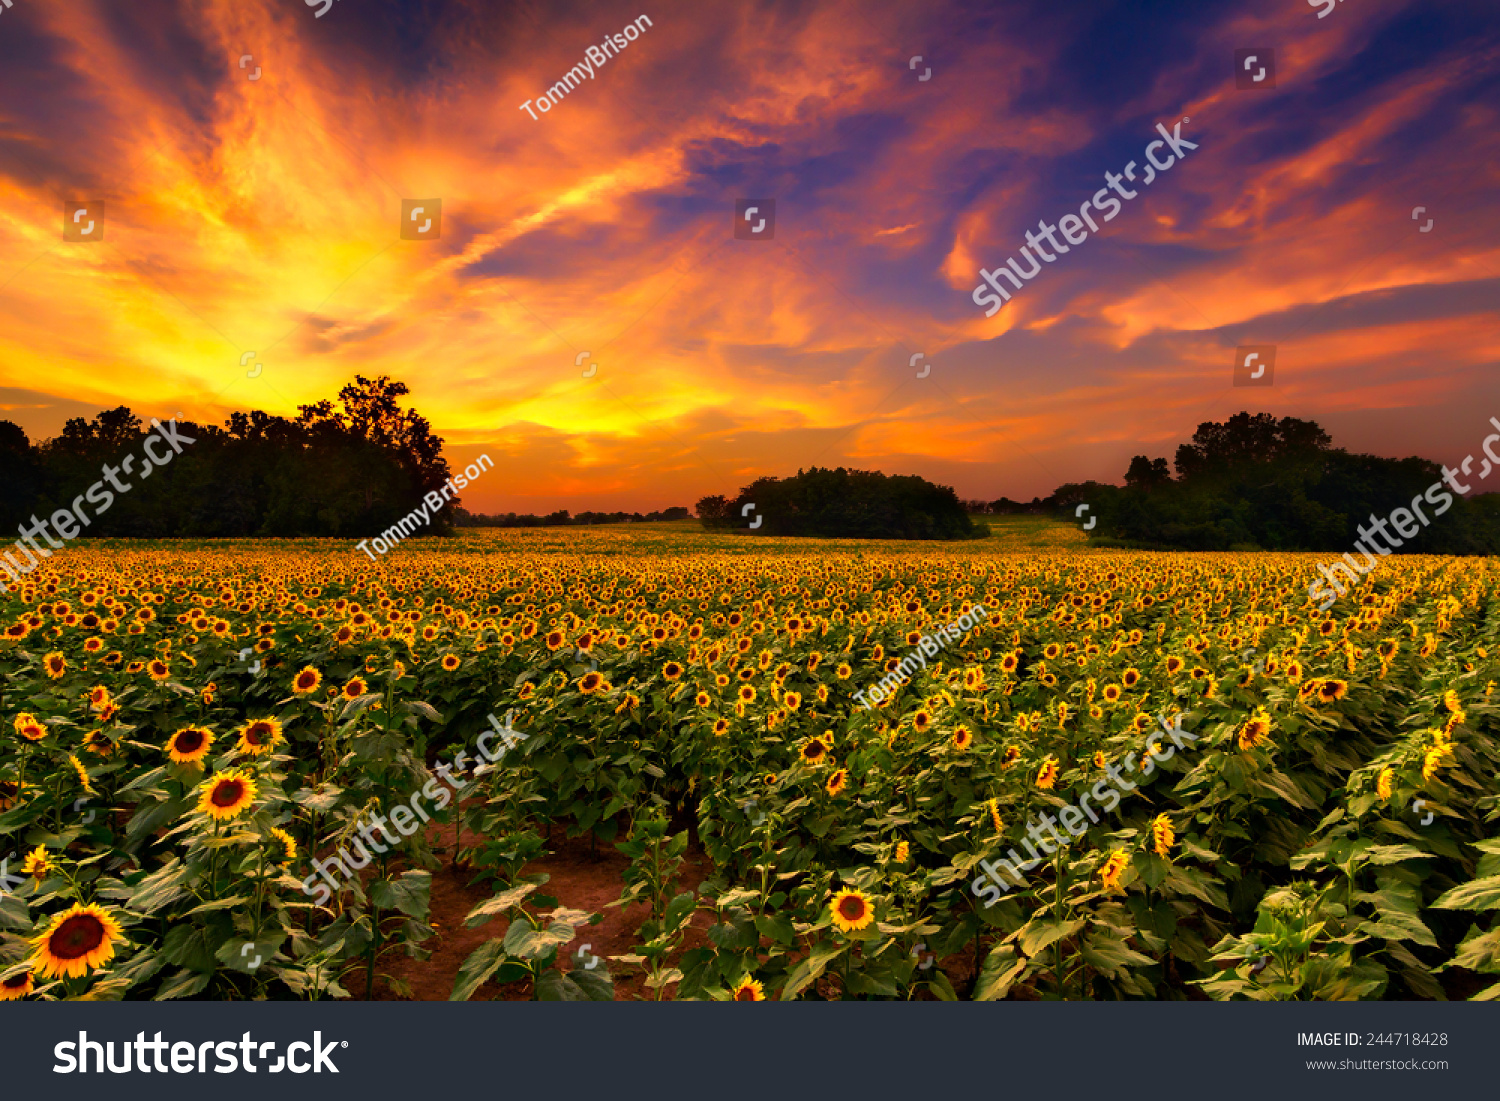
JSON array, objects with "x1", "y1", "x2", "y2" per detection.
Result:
[
  {"x1": 269, "y1": 826, "x2": 298, "y2": 863},
  {"x1": 579, "y1": 671, "x2": 605, "y2": 694},
  {"x1": 1237, "y1": 709, "x2": 1271, "y2": 751},
  {"x1": 986, "y1": 797, "x2": 1003, "y2": 832},
  {"x1": 835, "y1": 662, "x2": 852, "y2": 680},
  {"x1": 1151, "y1": 813, "x2": 1175, "y2": 857},
  {"x1": 235, "y1": 718, "x2": 284, "y2": 757},
  {"x1": 1317, "y1": 679, "x2": 1347, "y2": 702},
  {"x1": 196, "y1": 769, "x2": 259, "y2": 821},
  {"x1": 738, "y1": 685, "x2": 756, "y2": 704},
  {"x1": 1376, "y1": 765, "x2": 1394, "y2": 800},
  {"x1": 44, "y1": 652, "x2": 66, "y2": 679},
  {"x1": 695, "y1": 691, "x2": 711, "y2": 708},
  {"x1": 1121, "y1": 667, "x2": 1140, "y2": 688},
  {"x1": 829, "y1": 888, "x2": 875, "y2": 934},
  {"x1": 912, "y1": 710, "x2": 932, "y2": 734},
  {"x1": 0, "y1": 780, "x2": 25, "y2": 812},
  {"x1": 662, "y1": 661, "x2": 684, "y2": 681},
  {"x1": 291, "y1": 666, "x2": 322, "y2": 695},
  {"x1": 167, "y1": 726, "x2": 214, "y2": 766},
  {"x1": 712, "y1": 718, "x2": 730, "y2": 736},
  {"x1": 1035, "y1": 756, "x2": 1059, "y2": 790},
  {"x1": 1164, "y1": 655, "x2": 1184, "y2": 675},
  {"x1": 1000, "y1": 745, "x2": 1020, "y2": 769},
  {"x1": 21, "y1": 845, "x2": 53, "y2": 881},
  {"x1": 825, "y1": 768, "x2": 849, "y2": 796},
  {"x1": 799, "y1": 739, "x2": 830, "y2": 765},
  {"x1": 441, "y1": 654, "x2": 460, "y2": 671},
  {"x1": 342, "y1": 676, "x2": 368, "y2": 700},
  {"x1": 0, "y1": 971, "x2": 34, "y2": 1001},
  {"x1": 1422, "y1": 744, "x2": 1449, "y2": 783},
  {"x1": 952, "y1": 726, "x2": 973, "y2": 751},
  {"x1": 730, "y1": 976, "x2": 766, "y2": 1001},
  {"x1": 999, "y1": 653, "x2": 1018, "y2": 674},
  {"x1": 68, "y1": 754, "x2": 94, "y2": 794},
  {"x1": 147, "y1": 659, "x2": 171, "y2": 681},
  {"x1": 1093, "y1": 750, "x2": 1107, "y2": 769},
  {"x1": 87, "y1": 685, "x2": 111, "y2": 710},
  {"x1": 783, "y1": 690, "x2": 801, "y2": 712},
  {"x1": 895, "y1": 840, "x2": 910, "y2": 863},
  {"x1": 29, "y1": 902, "x2": 125, "y2": 980},
  {"x1": 1100, "y1": 851, "x2": 1130, "y2": 893},
  {"x1": 14, "y1": 712, "x2": 46, "y2": 742}
]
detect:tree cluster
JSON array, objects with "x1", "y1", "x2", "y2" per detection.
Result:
[
  {"x1": 697, "y1": 467, "x2": 985, "y2": 540},
  {"x1": 1051, "y1": 412, "x2": 1500, "y2": 552},
  {"x1": 454, "y1": 507, "x2": 691, "y2": 528},
  {"x1": 0, "y1": 376, "x2": 453, "y2": 539}
]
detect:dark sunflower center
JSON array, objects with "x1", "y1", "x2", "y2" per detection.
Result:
[
  {"x1": 50, "y1": 914, "x2": 106, "y2": 960},
  {"x1": 1, "y1": 973, "x2": 28, "y2": 989},
  {"x1": 297, "y1": 673, "x2": 315, "y2": 688},
  {"x1": 734, "y1": 987, "x2": 756, "y2": 1001},
  {"x1": 838, "y1": 896, "x2": 865, "y2": 921},
  {"x1": 175, "y1": 730, "x2": 205, "y2": 753},
  {"x1": 246, "y1": 724, "x2": 272, "y2": 744},
  {"x1": 211, "y1": 780, "x2": 246, "y2": 808}
]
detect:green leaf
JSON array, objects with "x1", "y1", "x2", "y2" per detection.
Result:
[
  {"x1": 126, "y1": 858, "x2": 191, "y2": 915},
  {"x1": 1363, "y1": 844, "x2": 1429, "y2": 866},
  {"x1": 214, "y1": 931, "x2": 287, "y2": 974},
  {"x1": 292, "y1": 785, "x2": 344, "y2": 813},
  {"x1": 503, "y1": 918, "x2": 573, "y2": 961},
  {"x1": 154, "y1": 969, "x2": 211, "y2": 1002},
  {"x1": 569, "y1": 964, "x2": 615, "y2": 1001},
  {"x1": 1018, "y1": 917, "x2": 1084, "y2": 958},
  {"x1": 451, "y1": 939, "x2": 508, "y2": 1001},
  {"x1": 755, "y1": 912, "x2": 796, "y2": 945},
  {"x1": 781, "y1": 940, "x2": 845, "y2": 1000},
  {"x1": 1433, "y1": 876, "x2": 1500, "y2": 911},
  {"x1": 185, "y1": 895, "x2": 251, "y2": 917},
  {"x1": 536, "y1": 969, "x2": 589, "y2": 1001},
  {"x1": 371, "y1": 870, "x2": 431, "y2": 920},
  {"x1": 465, "y1": 882, "x2": 541, "y2": 927},
  {"x1": 663, "y1": 891, "x2": 696, "y2": 930},
  {"x1": 973, "y1": 944, "x2": 1028, "y2": 1001}
]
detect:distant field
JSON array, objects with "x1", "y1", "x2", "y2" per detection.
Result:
[{"x1": 3, "y1": 527, "x2": 1497, "y2": 1002}]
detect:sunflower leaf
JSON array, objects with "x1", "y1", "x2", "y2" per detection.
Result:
[{"x1": 450, "y1": 939, "x2": 509, "y2": 1002}]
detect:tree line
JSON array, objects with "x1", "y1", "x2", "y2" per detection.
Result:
[
  {"x1": 0, "y1": 376, "x2": 453, "y2": 539},
  {"x1": 697, "y1": 467, "x2": 986, "y2": 540},
  {"x1": 1050, "y1": 412, "x2": 1500, "y2": 553},
  {"x1": 454, "y1": 507, "x2": 691, "y2": 527}
]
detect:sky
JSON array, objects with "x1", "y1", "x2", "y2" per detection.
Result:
[{"x1": 0, "y1": 0, "x2": 1496, "y2": 515}]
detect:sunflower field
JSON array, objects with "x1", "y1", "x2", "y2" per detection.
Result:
[{"x1": 3, "y1": 525, "x2": 1500, "y2": 1002}]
